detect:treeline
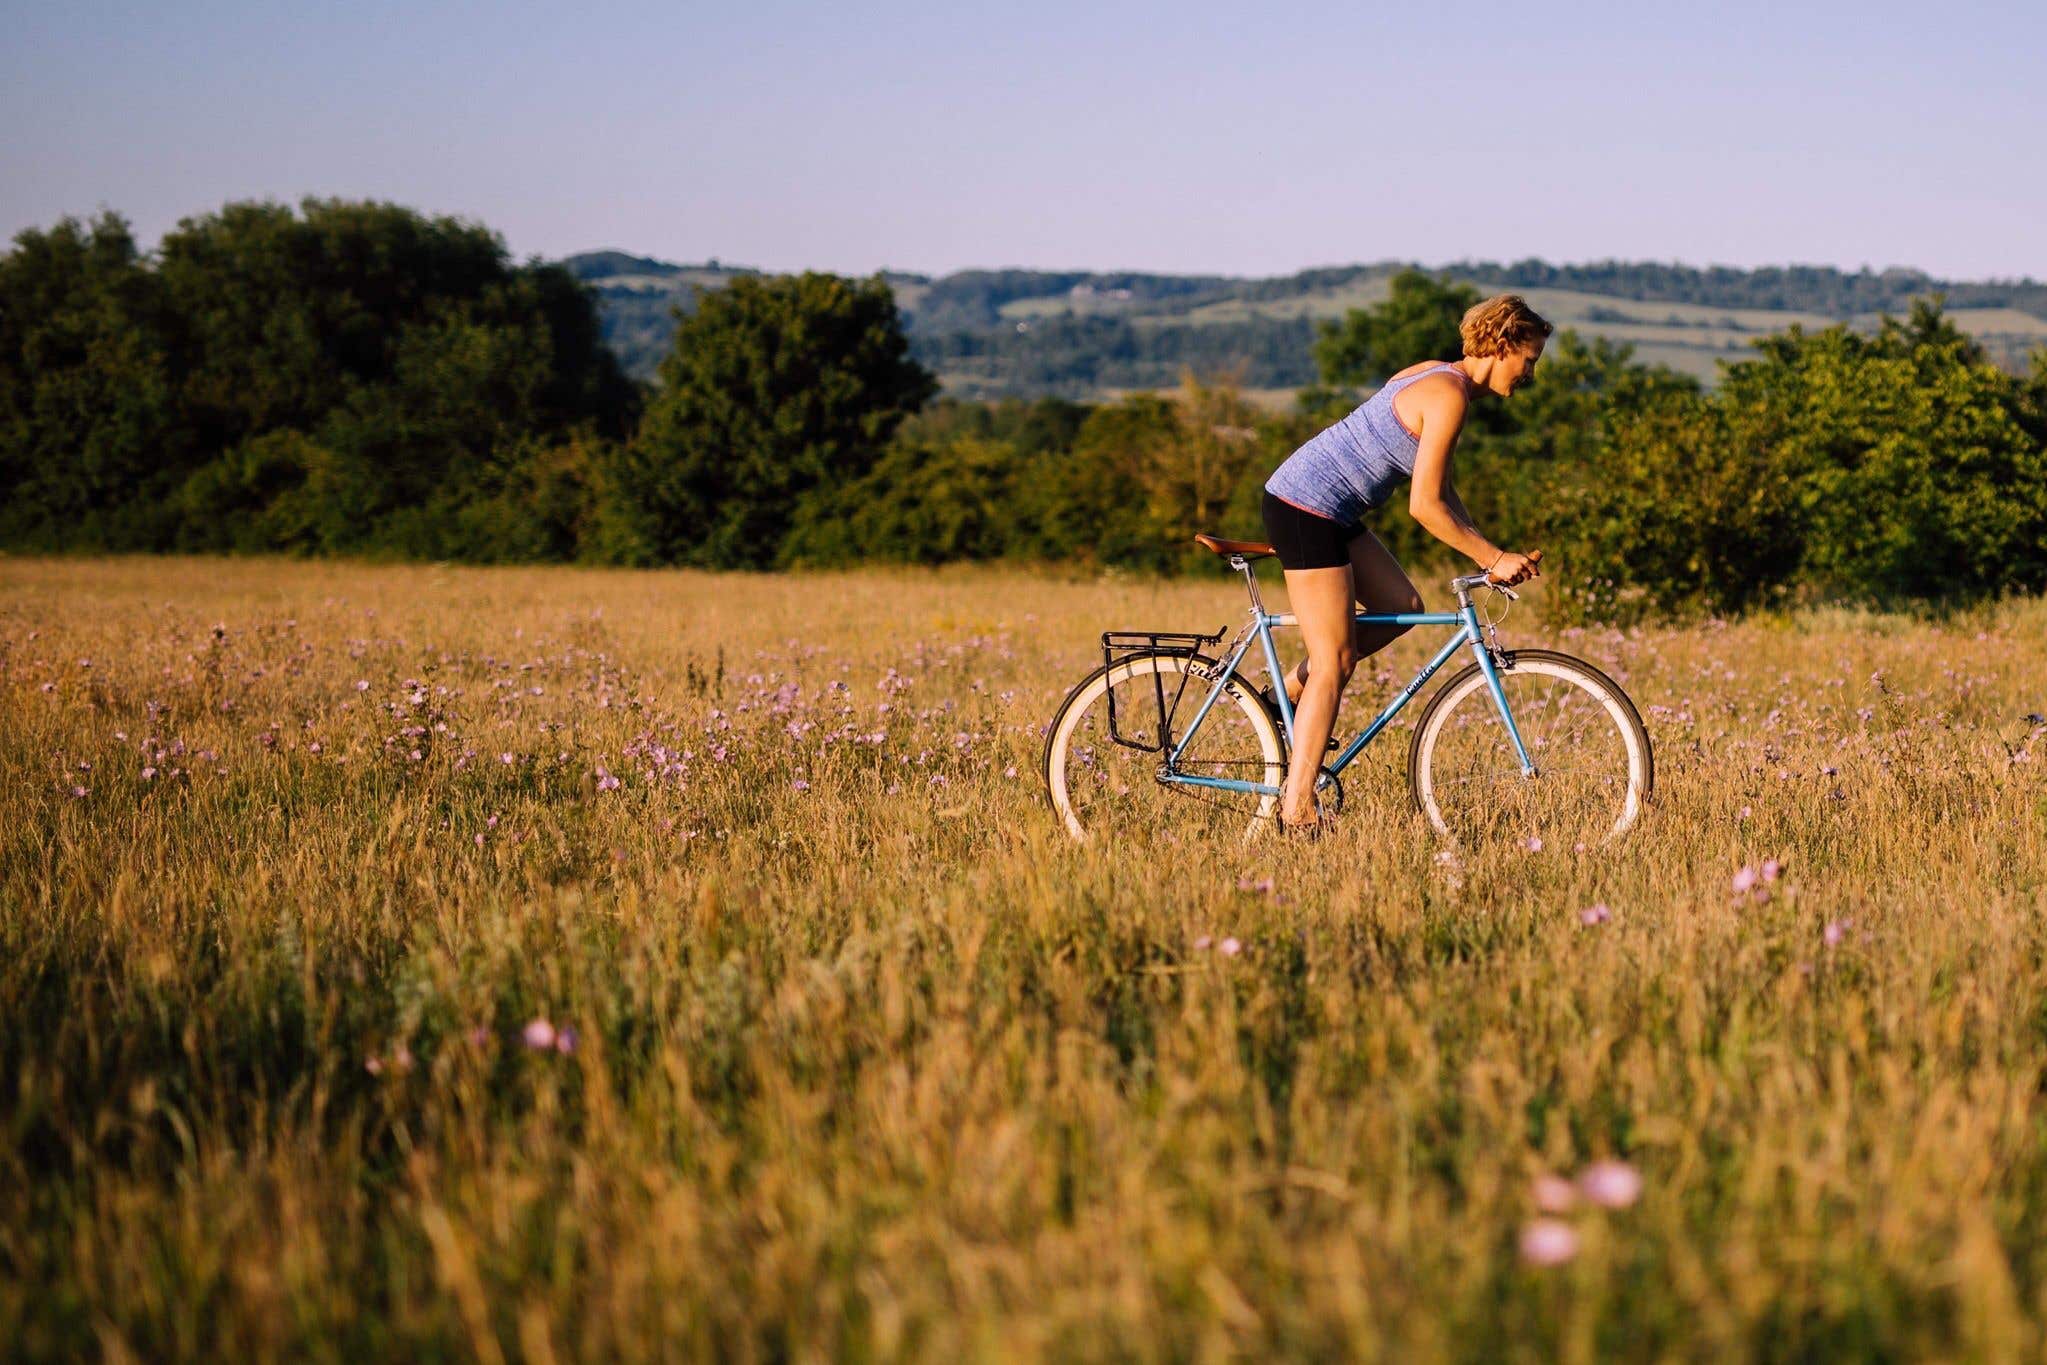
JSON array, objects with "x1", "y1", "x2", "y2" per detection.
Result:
[
  {"x1": 912, "y1": 314, "x2": 1318, "y2": 397},
  {"x1": 6, "y1": 199, "x2": 2047, "y2": 620},
  {"x1": 1442, "y1": 258, "x2": 2047, "y2": 319},
  {"x1": 904, "y1": 259, "x2": 2047, "y2": 327},
  {"x1": 1, "y1": 200, "x2": 638, "y2": 558},
  {"x1": 568, "y1": 252, "x2": 2047, "y2": 388},
  {"x1": 903, "y1": 269, "x2": 1239, "y2": 332}
]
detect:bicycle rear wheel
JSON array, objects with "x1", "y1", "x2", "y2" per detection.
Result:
[
  {"x1": 1407, "y1": 648, "x2": 1652, "y2": 848},
  {"x1": 1043, "y1": 652, "x2": 1284, "y2": 842}
]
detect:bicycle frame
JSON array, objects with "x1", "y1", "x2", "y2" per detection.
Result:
[{"x1": 1162, "y1": 555, "x2": 1536, "y2": 798}]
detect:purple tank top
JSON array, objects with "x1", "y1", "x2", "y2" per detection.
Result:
[{"x1": 1264, "y1": 362, "x2": 1469, "y2": 525}]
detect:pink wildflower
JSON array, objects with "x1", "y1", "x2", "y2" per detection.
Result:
[
  {"x1": 1219, "y1": 937, "x2": 1242, "y2": 957},
  {"x1": 1823, "y1": 918, "x2": 1850, "y2": 947},
  {"x1": 1577, "y1": 1160, "x2": 1643, "y2": 1209},
  {"x1": 1579, "y1": 903, "x2": 1612, "y2": 926},
  {"x1": 1731, "y1": 865, "x2": 1758, "y2": 895},
  {"x1": 522, "y1": 1018, "x2": 557, "y2": 1051},
  {"x1": 1519, "y1": 1219, "x2": 1579, "y2": 1267}
]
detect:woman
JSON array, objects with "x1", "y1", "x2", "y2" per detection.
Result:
[{"x1": 1260, "y1": 293, "x2": 1551, "y2": 833}]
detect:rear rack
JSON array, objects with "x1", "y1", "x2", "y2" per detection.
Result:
[{"x1": 1099, "y1": 627, "x2": 1225, "y2": 752}]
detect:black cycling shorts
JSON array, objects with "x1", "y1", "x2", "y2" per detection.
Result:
[{"x1": 1261, "y1": 489, "x2": 1359, "y2": 570}]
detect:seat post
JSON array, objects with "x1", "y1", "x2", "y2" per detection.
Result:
[{"x1": 1231, "y1": 554, "x2": 1268, "y2": 615}]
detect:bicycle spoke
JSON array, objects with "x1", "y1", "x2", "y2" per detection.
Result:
[
  {"x1": 1534, "y1": 693, "x2": 1606, "y2": 754},
  {"x1": 1417, "y1": 658, "x2": 1641, "y2": 848},
  {"x1": 1048, "y1": 656, "x2": 1282, "y2": 841}
]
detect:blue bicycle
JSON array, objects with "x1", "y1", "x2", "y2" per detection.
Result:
[{"x1": 1043, "y1": 534, "x2": 1653, "y2": 846}]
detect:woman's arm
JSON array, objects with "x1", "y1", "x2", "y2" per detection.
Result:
[
  {"x1": 1406, "y1": 385, "x2": 1504, "y2": 569},
  {"x1": 1441, "y1": 479, "x2": 1481, "y2": 541}
]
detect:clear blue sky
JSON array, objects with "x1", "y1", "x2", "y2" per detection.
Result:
[{"x1": 4, "y1": 0, "x2": 2042, "y2": 280}]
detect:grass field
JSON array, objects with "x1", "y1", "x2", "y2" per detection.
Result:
[{"x1": 6, "y1": 555, "x2": 2047, "y2": 1361}]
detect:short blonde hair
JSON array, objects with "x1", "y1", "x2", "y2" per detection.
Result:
[{"x1": 1459, "y1": 294, "x2": 1553, "y2": 358}]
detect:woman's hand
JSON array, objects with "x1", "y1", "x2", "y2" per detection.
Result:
[{"x1": 1488, "y1": 549, "x2": 1543, "y2": 586}]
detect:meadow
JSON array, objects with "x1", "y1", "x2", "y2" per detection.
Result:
[{"x1": 4, "y1": 554, "x2": 2047, "y2": 1362}]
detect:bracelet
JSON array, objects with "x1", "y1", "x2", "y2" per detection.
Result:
[{"x1": 1486, "y1": 549, "x2": 1506, "y2": 574}]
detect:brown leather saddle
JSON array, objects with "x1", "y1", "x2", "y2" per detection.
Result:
[{"x1": 1192, "y1": 534, "x2": 1275, "y2": 559}]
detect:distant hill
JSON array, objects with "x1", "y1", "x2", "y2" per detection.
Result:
[{"x1": 562, "y1": 252, "x2": 2047, "y2": 400}]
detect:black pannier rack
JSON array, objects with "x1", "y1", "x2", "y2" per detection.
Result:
[{"x1": 1099, "y1": 627, "x2": 1226, "y2": 752}]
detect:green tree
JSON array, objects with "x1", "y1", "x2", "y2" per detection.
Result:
[
  {"x1": 891, "y1": 395, "x2": 1089, "y2": 457},
  {"x1": 615, "y1": 272, "x2": 936, "y2": 567},
  {"x1": 1547, "y1": 298, "x2": 2047, "y2": 619},
  {"x1": 782, "y1": 435, "x2": 1022, "y2": 566},
  {"x1": 154, "y1": 198, "x2": 635, "y2": 556},
  {"x1": 2015, "y1": 346, "x2": 2047, "y2": 451},
  {"x1": 1022, "y1": 374, "x2": 1298, "y2": 572},
  {"x1": 1014, "y1": 395, "x2": 1168, "y2": 569},
  {"x1": 1545, "y1": 394, "x2": 1806, "y2": 621},
  {"x1": 1718, "y1": 300, "x2": 2047, "y2": 603},
  {"x1": 0, "y1": 213, "x2": 188, "y2": 548},
  {"x1": 1313, "y1": 269, "x2": 1479, "y2": 388},
  {"x1": 155, "y1": 199, "x2": 634, "y2": 453}
]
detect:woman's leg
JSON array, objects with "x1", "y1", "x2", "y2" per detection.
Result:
[
  {"x1": 1278, "y1": 531, "x2": 1422, "y2": 706},
  {"x1": 1347, "y1": 529, "x2": 1424, "y2": 659},
  {"x1": 1278, "y1": 565, "x2": 1355, "y2": 825}
]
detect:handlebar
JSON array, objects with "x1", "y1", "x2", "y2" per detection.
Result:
[{"x1": 1450, "y1": 571, "x2": 1519, "y2": 601}]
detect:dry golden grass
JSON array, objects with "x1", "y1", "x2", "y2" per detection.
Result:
[{"x1": 4, "y1": 554, "x2": 2047, "y2": 1362}]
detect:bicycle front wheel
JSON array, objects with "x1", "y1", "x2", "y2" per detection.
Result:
[
  {"x1": 1043, "y1": 651, "x2": 1284, "y2": 843},
  {"x1": 1407, "y1": 648, "x2": 1652, "y2": 848}
]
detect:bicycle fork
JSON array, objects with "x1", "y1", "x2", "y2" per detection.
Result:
[{"x1": 1464, "y1": 601, "x2": 1538, "y2": 777}]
